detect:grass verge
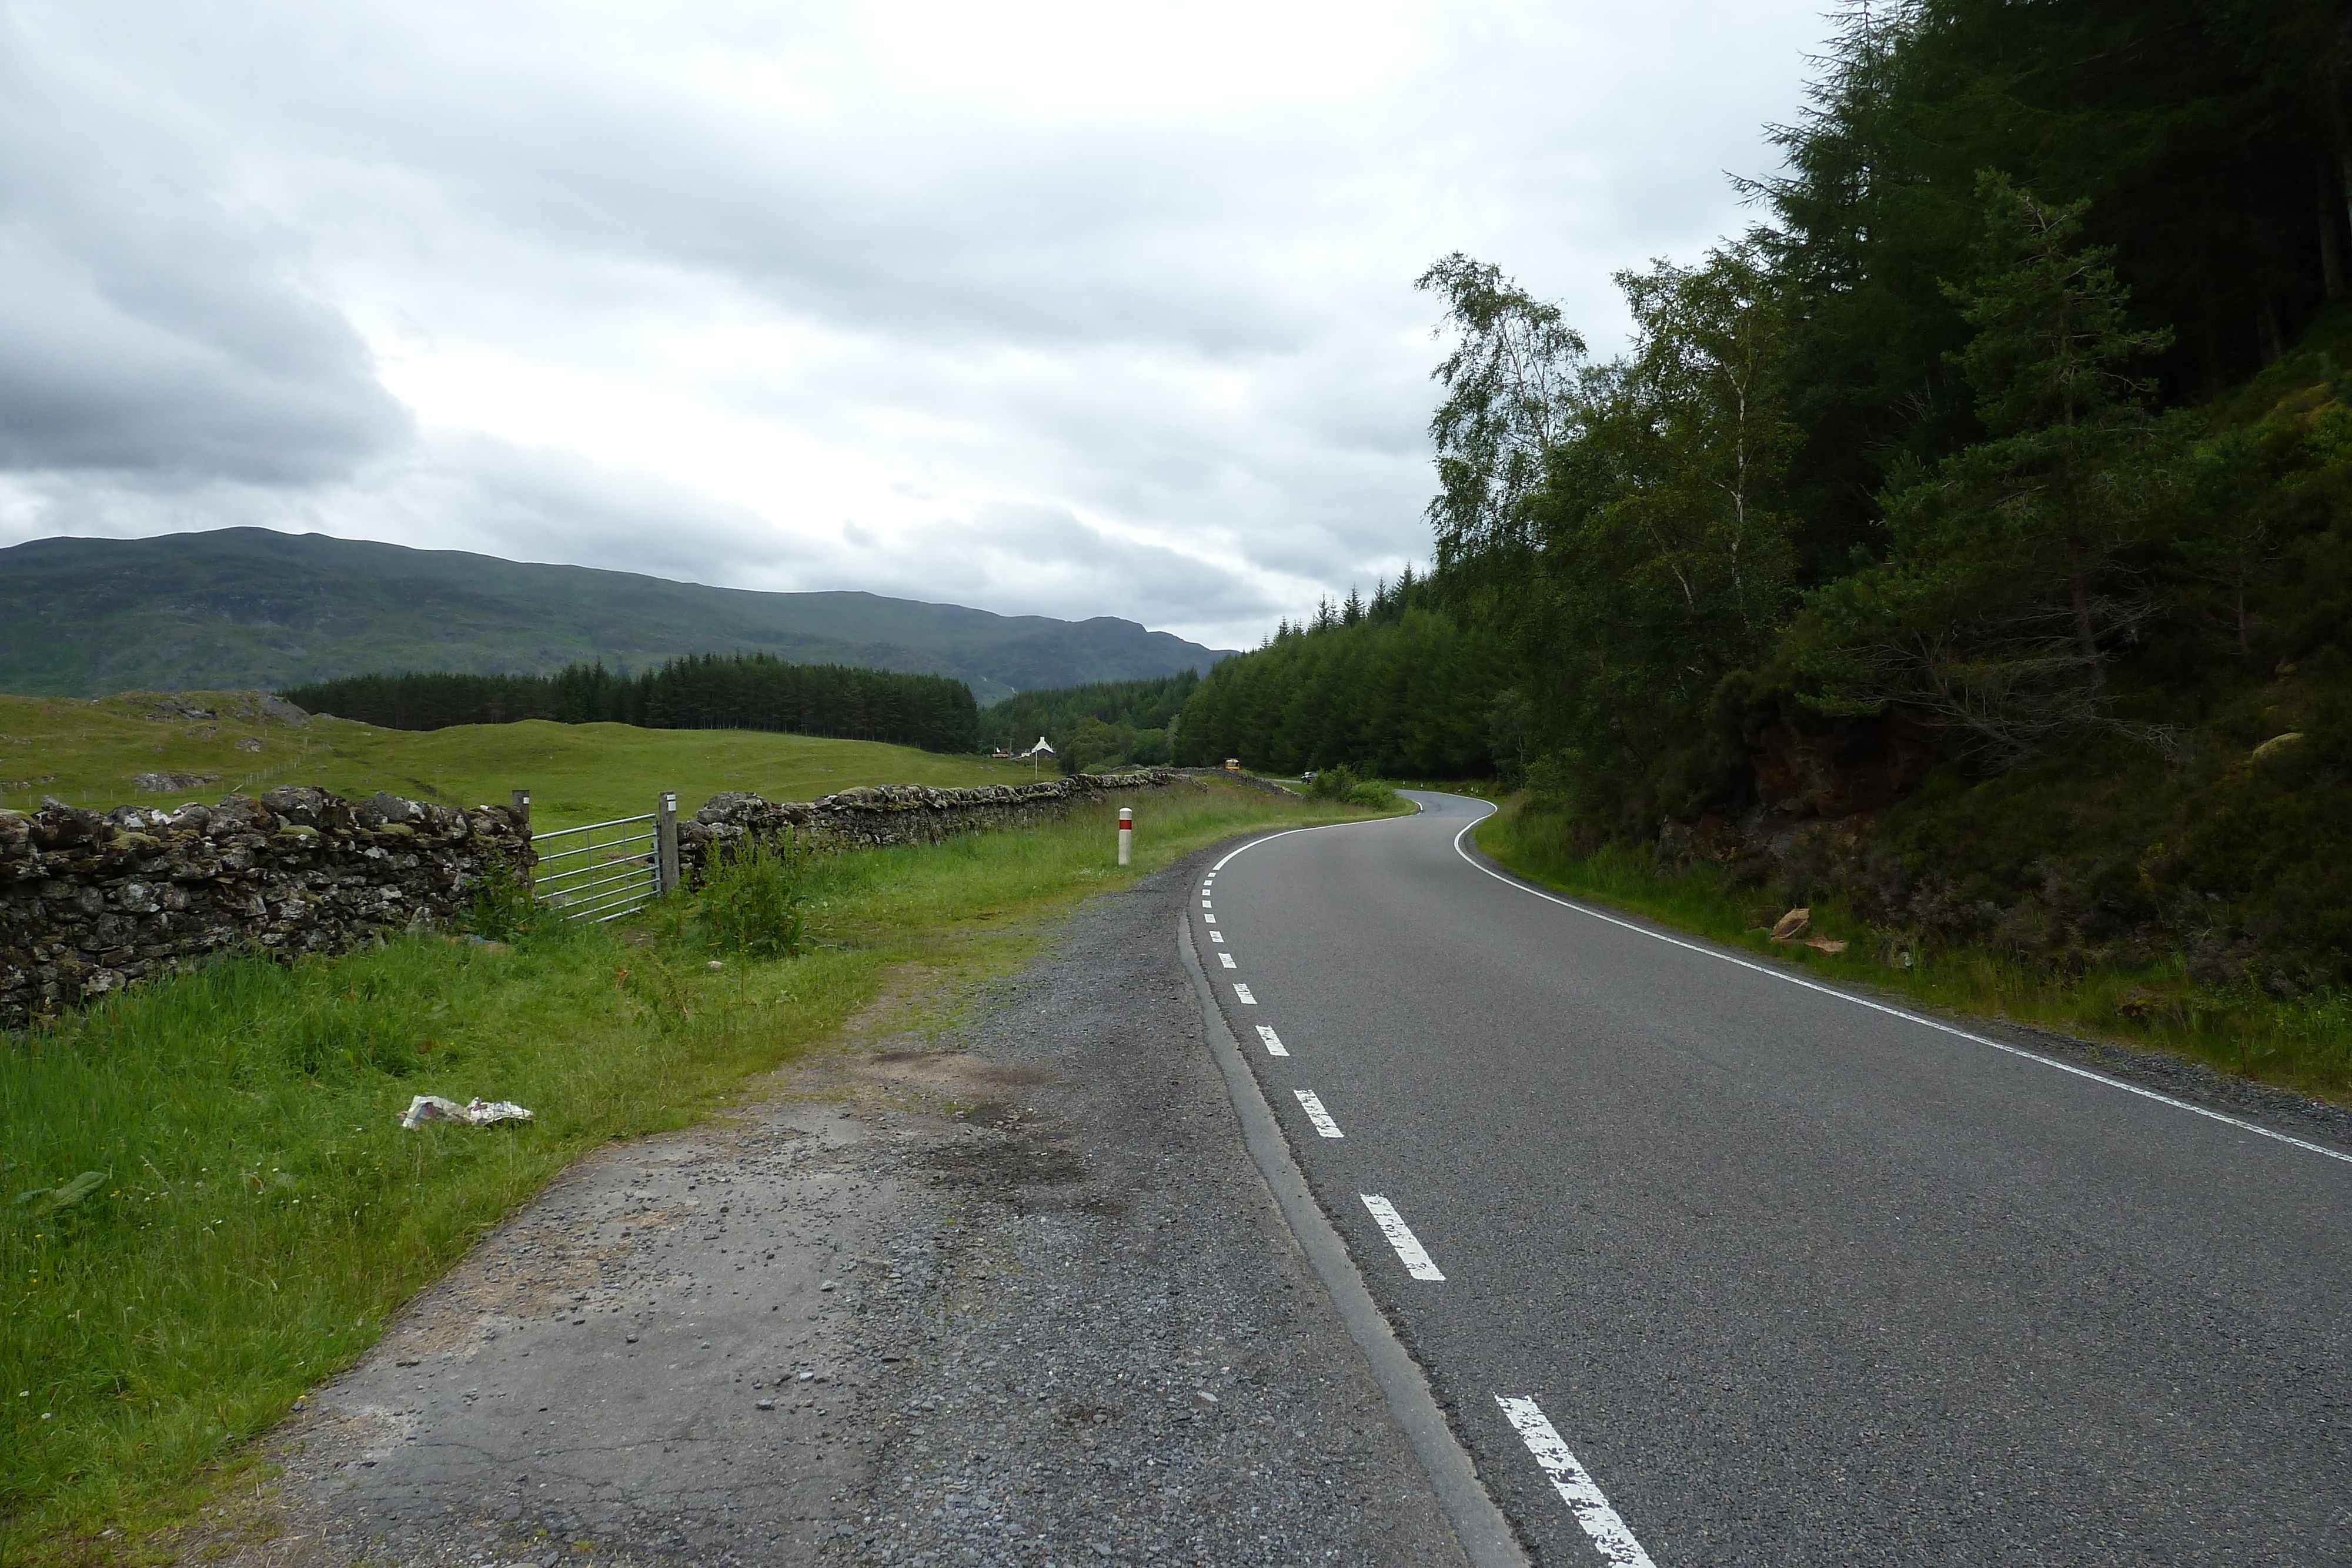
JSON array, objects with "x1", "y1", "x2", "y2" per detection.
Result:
[
  {"x1": 1476, "y1": 794, "x2": 2352, "y2": 1097},
  {"x1": 2, "y1": 781, "x2": 1385, "y2": 1563}
]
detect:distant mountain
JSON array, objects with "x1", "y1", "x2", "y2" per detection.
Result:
[{"x1": 0, "y1": 529, "x2": 1235, "y2": 705}]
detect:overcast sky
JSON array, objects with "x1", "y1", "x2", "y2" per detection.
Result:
[{"x1": 0, "y1": 0, "x2": 1832, "y2": 649}]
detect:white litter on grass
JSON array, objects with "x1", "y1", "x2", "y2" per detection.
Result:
[{"x1": 400, "y1": 1095, "x2": 534, "y2": 1129}]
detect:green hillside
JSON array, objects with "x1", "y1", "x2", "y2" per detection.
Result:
[
  {"x1": 0, "y1": 529, "x2": 1231, "y2": 704},
  {"x1": 0, "y1": 690, "x2": 1028, "y2": 832}
]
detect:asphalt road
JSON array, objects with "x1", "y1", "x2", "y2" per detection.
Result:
[{"x1": 1198, "y1": 790, "x2": 2352, "y2": 1567}]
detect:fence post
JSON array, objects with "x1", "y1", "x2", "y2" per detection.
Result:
[
  {"x1": 512, "y1": 789, "x2": 533, "y2": 900},
  {"x1": 1118, "y1": 806, "x2": 1132, "y2": 867},
  {"x1": 657, "y1": 791, "x2": 680, "y2": 895}
]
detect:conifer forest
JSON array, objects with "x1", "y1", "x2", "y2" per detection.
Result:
[{"x1": 1175, "y1": 0, "x2": 2352, "y2": 1003}]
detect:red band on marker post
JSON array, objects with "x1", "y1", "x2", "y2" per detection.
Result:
[{"x1": 1117, "y1": 806, "x2": 1132, "y2": 865}]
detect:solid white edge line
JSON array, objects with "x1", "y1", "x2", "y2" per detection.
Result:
[
  {"x1": 1257, "y1": 1024, "x2": 1289, "y2": 1057},
  {"x1": 1494, "y1": 1396, "x2": 1656, "y2": 1568},
  {"x1": 1295, "y1": 1089, "x2": 1345, "y2": 1138},
  {"x1": 1210, "y1": 800, "x2": 1419, "y2": 874},
  {"x1": 1445, "y1": 808, "x2": 2352, "y2": 1169},
  {"x1": 1359, "y1": 1193, "x2": 1445, "y2": 1280}
]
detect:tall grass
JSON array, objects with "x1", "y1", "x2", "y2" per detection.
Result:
[
  {"x1": 0, "y1": 780, "x2": 1372, "y2": 1560},
  {"x1": 1477, "y1": 796, "x2": 2352, "y2": 1095}
]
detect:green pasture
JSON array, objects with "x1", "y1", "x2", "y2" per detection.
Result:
[{"x1": 0, "y1": 691, "x2": 1033, "y2": 830}]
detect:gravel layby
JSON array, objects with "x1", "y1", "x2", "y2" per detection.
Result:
[{"x1": 209, "y1": 848, "x2": 1474, "y2": 1568}]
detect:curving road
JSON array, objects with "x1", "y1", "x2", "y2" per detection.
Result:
[{"x1": 1196, "y1": 790, "x2": 2352, "y2": 1566}]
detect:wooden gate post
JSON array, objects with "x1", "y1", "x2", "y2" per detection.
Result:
[
  {"x1": 512, "y1": 789, "x2": 533, "y2": 898},
  {"x1": 656, "y1": 791, "x2": 680, "y2": 895}
]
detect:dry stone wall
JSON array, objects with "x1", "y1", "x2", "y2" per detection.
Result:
[
  {"x1": 0, "y1": 768, "x2": 1191, "y2": 1035},
  {"x1": 680, "y1": 768, "x2": 1187, "y2": 874},
  {"x1": 1, "y1": 787, "x2": 532, "y2": 1034}
]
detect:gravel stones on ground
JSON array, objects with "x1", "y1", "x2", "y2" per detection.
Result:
[{"x1": 219, "y1": 849, "x2": 1467, "y2": 1567}]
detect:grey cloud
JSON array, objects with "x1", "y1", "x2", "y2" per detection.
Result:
[
  {"x1": 0, "y1": 0, "x2": 1832, "y2": 647},
  {"x1": 0, "y1": 433, "x2": 803, "y2": 592},
  {"x1": 0, "y1": 19, "x2": 408, "y2": 482},
  {"x1": 838, "y1": 503, "x2": 1278, "y2": 633}
]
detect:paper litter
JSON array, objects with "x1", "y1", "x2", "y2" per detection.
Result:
[{"x1": 400, "y1": 1095, "x2": 534, "y2": 1129}]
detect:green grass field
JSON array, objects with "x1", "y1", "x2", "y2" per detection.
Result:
[
  {"x1": 1476, "y1": 795, "x2": 2352, "y2": 1096},
  {"x1": 0, "y1": 691, "x2": 1035, "y2": 830},
  {"x1": 1, "y1": 780, "x2": 1394, "y2": 1564}
]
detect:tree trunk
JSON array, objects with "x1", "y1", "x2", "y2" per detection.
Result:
[
  {"x1": 2323, "y1": 161, "x2": 2348, "y2": 300},
  {"x1": 2257, "y1": 298, "x2": 2286, "y2": 368},
  {"x1": 2071, "y1": 574, "x2": 2106, "y2": 696}
]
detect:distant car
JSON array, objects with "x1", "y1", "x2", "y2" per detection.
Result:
[
  {"x1": 1302, "y1": 770, "x2": 1317, "y2": 781},
  {"x1": 1224, "y1": 758, "x2": 1242, "y2": 771}
]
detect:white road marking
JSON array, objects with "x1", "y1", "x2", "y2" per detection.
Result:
[
  {"x1": 1210, "y1": 930, "x2": 1225, "y2": 943},
  {"x1": 1444, "y1": 813, "x2": 2352, "y2": 1169},
  {"x1": 1210, "y1": 812, "x2": 1405, "y2": 873},
  {"x1": 1256, "y1": 1025, "x2": 1289, "y2": 1057},
  {"x1": 1218, "y1": 952, "x2": 1238, "y2": 969},
  {"x1": 1234, "y1": 984, "x2": 1257, "y2": 1005},
  {"x1": 1203, "y1": 914, "x2": 1216, "y2": 924},
  {"x1": 1359, "y1": 1195, "x2": 1444, "y2": 1280},
  {"x1": 1494, "y1": 1396, "x2": 1655, "y2": 1567},
  {"x1": 1295, "y1": 1090, "x2": 1345, "y2": 1138},
  {"x1": 1200, "y1": 899, "x2": 1212, "y2": 908}
]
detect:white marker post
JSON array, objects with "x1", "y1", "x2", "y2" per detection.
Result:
[{"x1": 1117, "y1": 806, "x2": 1132, "y2": 866}]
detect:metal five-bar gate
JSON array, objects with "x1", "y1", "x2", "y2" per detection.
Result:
[{"x1": 520, "y1": 790, "x2": 684, "y2": 924}]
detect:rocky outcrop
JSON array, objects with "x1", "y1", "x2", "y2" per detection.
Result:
[
  {"x1": 680, "y1": 769, "x2": 1186, "y2": 873},
  {"x1": 1, "y1": 787, "x2": 531, "y2": 1034},
  {"x1": 1735, "y1": 699, "x2": 1936, "y2": 819}
]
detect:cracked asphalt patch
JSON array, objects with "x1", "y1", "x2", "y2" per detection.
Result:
[{"x1": 211, "y1": 850, "x2": 1469, "y2": 1568}]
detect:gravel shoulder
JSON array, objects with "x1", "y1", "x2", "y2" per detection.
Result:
[{"x1": 205, "y1": 845, "x2": 1471, "y2": 1568}]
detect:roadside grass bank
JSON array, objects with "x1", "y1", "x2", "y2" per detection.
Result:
[
  {"x1": 2, "y1": 782, "x2": 1382, "y2": 1564},
  {"x1": 1476, "y1": 795, "x2": 2352, "y2": 1098},
  {"x1": 1, "y1": 692, "x2": 1027, "y2": 829}
]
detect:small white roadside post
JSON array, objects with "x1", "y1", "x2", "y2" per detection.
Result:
[{"x1": 1117, "y1": 806, "x2": 1133, "y2": 866}]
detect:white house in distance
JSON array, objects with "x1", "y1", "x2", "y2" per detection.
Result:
[{"x1": 1017, "y1": 735, "x2": 1054, "y2": 775}]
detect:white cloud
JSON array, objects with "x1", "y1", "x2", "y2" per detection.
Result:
[{"x1": 0, "y1": 0, "x2": 1829, "y2": 648}]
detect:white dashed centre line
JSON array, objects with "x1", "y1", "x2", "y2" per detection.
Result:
[
  {"x1": 1294, "y1": 1091, "x2": 1345, "y2": 1138},
  {"x1": 1494, "y1": 1396, "x2": 1656, "y2": 1567},
  {"x1": 1218, "y1": 952, "x2": 1238, "y2": 969},
  {"x1": 1203, "y1": 914, "x2": 1216, "y2": 924},
  {"x1": 1359, "y1": 1195, "x2": 1445, "y2": 1281},
  {"x1": 1209, "y1": 931, "x2": 1225, "y2": 943},
  {"x1": 1200, "y1": 900, "x2": 1212, "y2": 908},
  {"x1": 1233, "y1": 984, "x2": 1257, "y2": 1005},
  {"x1": 1255, "y1": 1025, "x2": 1289, "y2": 1057}
]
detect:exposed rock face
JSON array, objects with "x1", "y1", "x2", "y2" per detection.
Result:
[
  {"x1": 1739, "y1": 702, "x2": 1936, "y2": 818},
  {"x1": 1, "y1": 787, "x2": 530, "y2": 1034},
  {"x1": 132, "y1": 771, "x2": 220, "y2": 793},
  {"x1": 680, "y1": 768, "x2": 1187, "y2": 875}
]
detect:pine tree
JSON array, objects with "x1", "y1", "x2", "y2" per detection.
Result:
[{"x1": 1801, "y1": 175, "x2": 2174, "y2": 763}]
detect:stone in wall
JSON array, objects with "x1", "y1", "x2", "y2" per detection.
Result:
[
  {"x1": 0, "y1": 786, "x2": 532, "y2": 1035},
  {"x1": 679, "y1": 768, "x2": 1186, "y2": 877}
]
